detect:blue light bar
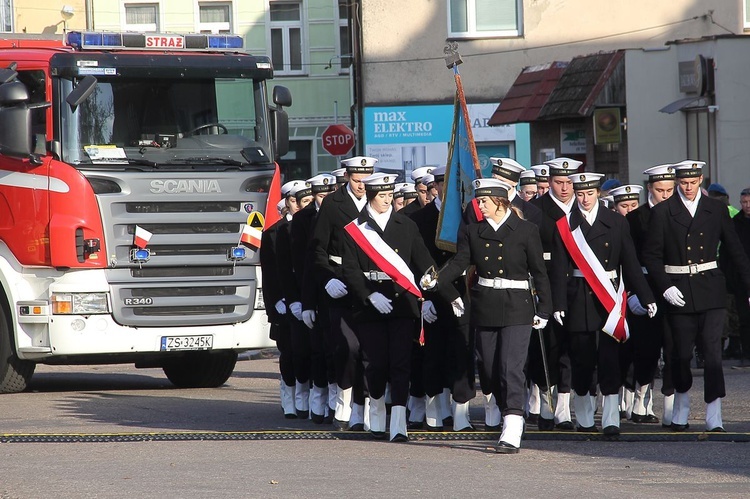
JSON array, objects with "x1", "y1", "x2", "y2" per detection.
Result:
[{"x1": 66, "y1": 31, "x2": 244, "y2": 51}]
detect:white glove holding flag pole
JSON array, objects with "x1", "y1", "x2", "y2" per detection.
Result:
[
  {"x1": 325, "y1": 278, "x2": 348, "y2": 299},
  {"x1": 647, "y1": 303, "x2": 658, "y2": 318},
  {"x1": 627, "y1": 295, "x2": 648, "y2": 316},
  {"x1": 421, "y1": 300, "x2": 438, "y2": 323},
  {"x1": 451, "y1": 297, "x2": 465, "y2": 318},
  {"x1": 274, "y1": 300, "x2": 287, "y2": 315},
  {"x1": 663, "y1": 286, "x2": 685, "y2": 307},
  {"x1": 289, "y1": 301, "x2": 303, "y2": 321},
  {"x1": 302, "y1": 310, "x2": 316, "y2": 329},
  {"x1": 420, "y1": 272, "x2": 437, "y2": 290},
  {"x1": 532, "y1": 315, "x2": 548, "y2": 330},
  {"x1": 553, "y1": 311, "x2": 565, "y2": 325},
  {"x1": 368, "y1": 292, "x2": 393, "y2": 314}
]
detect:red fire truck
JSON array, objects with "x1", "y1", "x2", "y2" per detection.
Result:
[{"x1": 0, "y1": 31, "x2": 290, "y2": 392}]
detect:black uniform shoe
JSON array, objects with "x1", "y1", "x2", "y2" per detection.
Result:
[
  {"x1": 322, "y1": 412, "x2": 334, "y2": 424},
  {"x1": 407, "y1": 421, "x2": 424, "y2": 430},
  {"x1": 284, "y1": 413, "x2": 298, "y2": 420},
  {"x1": 391, "y1": 433, "x2": 409, "y2": 443},
  {"x1": 707, "y1": 426, "x2": 726, "y2": 433},
  {"x1": 311, "y1": 412, "x2": 325, "y2": 424},
  {"x1": 485, "y1": 424, "x2": 502, "y2": 432},
  {"x1": 494, "y1": 441, "x2": 520, "y2": 454},
  {"x1": 603, "y1": 425, "x2": 620, "y2": 436},
  {"x1": 333, "y1": 418, "x2": 348, "y2": 430},
  {"x1": 348, "y1": 423, "x2": 365, "y2": 432},
  {"x1": 425, "y1": 424, "x2": 444, "y2": 431},
  {"x1": 619, "y1": 410, "x2": 628, "y2": 421},
  {"x1": 670, "y1": 422, "x2": 690, "y2": 432},
  {"x1": 631, "y1": 414, "x2": 660, "y2": 424},
  {"x1": 537, "y1": 417, "x2": 555, "y2": 431},
  {"x1": 296, "y1": 410, "x2": 309, "y2": 419},
  {"x1": 370, "y1": 430, "x2": 387, "y2": 440},
  {"x1": 443, "y1": 416, "x2": 454, "y2": 427},
  {"x1": 577, "y1": 425, "x2": 599, "y2": 433},
  {"x1": 555, "y1": 421, "x2": 575, "y2": 431},
  {"x1": 526, "y1": 413, "x2": 539, "y2": 425}
]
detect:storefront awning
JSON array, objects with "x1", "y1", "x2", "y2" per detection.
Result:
[
  {"x1": 658, "y1": 96, "x2": 709, "y2": 114},
  {"x1": 488, "y1": 61, "x2": 568, "y2": 126}
]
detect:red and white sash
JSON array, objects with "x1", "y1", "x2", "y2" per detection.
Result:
[
  {"x1": 556, "y1": 214, "x2": 629, "y2": 342},
  {"x1": 344, "y1": 219, "x2": 426, "y2": 345}
]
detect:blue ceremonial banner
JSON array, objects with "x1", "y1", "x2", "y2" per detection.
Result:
[{"x1": 436, "y1": 70, "x2": 481, "y2": 252}]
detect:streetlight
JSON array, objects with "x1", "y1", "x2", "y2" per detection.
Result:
[{"x1": 61, "y1": 5, "x2": 75, "y2": 33}]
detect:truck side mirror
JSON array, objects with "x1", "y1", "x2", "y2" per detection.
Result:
[
  {"x1": 66, "y1": 75, "x2": 97, "y2": 110},
  {"x1": 272, "y1": 85, "x2": 292, "y2": 108},
  {"x1": 270, "y1": 108, "x2": 289, "y2": 158},
  {"x1": 0, "y1": 81, "x2": 33, "y2": 157}
]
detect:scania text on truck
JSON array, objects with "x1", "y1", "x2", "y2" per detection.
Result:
[{"x1": 0, "y1": 31, "x2": 291, "y2": 392}]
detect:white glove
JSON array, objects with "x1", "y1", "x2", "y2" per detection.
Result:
[
  {"x1": 325, "y1": 278, "x2": 348, "y2": 299},
  {"x1": 553, "y1": 311, "x2": 565, "y2": 325},
  {"x1": 274, "y1": 300, "x2": 287, "y2": 315},
  {"x1": 421, "y1": 300, "x2": 438, "y2": 323},
  {"x1": 302, "y1": 310, "x2": 316, "y2": 329},
  {"x1": 663, "y1": 286, "x2": 685, "y2": 307},
  {"x1": 647, "y1": 303, "x2": 658, "y2": 318},
  {"x1": 289, "y1": 301, "x2": 303, "y2": 321},
  {"x1": 451, "y1": 297, "x2": 465, "y2": 318},
  {"x1": 420, "y1": 273, "x2": 437, "y2": 290},
  {"x1": 532, "y1": 315, "x2": 548, "y2": 330},
  {"x1": 368, "y1": 292, "x2": 393, "y2": 314},
  {"x1": 627, "y1": 295, "x2": 648, "y2": 316}
]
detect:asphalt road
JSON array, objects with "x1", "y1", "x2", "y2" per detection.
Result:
[{"x1": 1, "y1": 352, "x2": 749, "y2": 498}]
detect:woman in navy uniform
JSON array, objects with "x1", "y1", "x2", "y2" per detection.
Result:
[
  {"x1": 551, "y1": 173, "x2": 656, "y2": 436},
  {"x1": 422, "y1": 178, "x2": 551, "y2": 454},
  {"x1": 340, "y1": 172, "x2": 436, "y2": 442}
]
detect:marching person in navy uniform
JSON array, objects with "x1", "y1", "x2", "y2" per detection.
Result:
[
  {"x1": 340, "y1": 172, "x2": 436, "y2": 442},
  {"x1": 331, "y1": 167, "x2": 347, "y2": 188},
  {"x1": 310, "y1": 156, "x2": 376, "y2": 430},
  {"x1": 421, "y1": 178, "x2": 551, "y2": 453},
  {"x1": 410, "y1": 166, "x2": 476, "y2": 431},
  {"x1": 531, "y1": 165, "x2": 550, "y2": 198},
  {"x1": 400, "y1": 166, "x2": 434, "y2": 216},
  {"x1": 528, "y1": 157, "x2": 580, "y2": 431},
  {"x1": 643, "y1": 160, "x2": 750, "y2": 432},
  {"x1": 292, "y1": 173, "x2": 337, "y2": 423},
  {"x1": 260, "y1": 187, "x2": 298, "y2": 418},
  {"x1": 551, "y1": 173, "x2": 657, "y2": 435},
  {"x1": 518, "y1": 169, "x2": 538, "y2": 202}
]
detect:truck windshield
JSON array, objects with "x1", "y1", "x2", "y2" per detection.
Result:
[{"x1": 60, "y1": 76, "x2": 272, "y2": 168}]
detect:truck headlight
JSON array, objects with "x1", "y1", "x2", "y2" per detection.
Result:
[{"x1": 51, "y1": 293, "x2": 110, "y2": 314}]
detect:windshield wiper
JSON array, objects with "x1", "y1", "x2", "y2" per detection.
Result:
[
  {"x1": 75, "y1": 157, "x2": 159, "y2": 167},
  {"x1": 175, "y1": 157, "x2": 246, "y2": 166}
]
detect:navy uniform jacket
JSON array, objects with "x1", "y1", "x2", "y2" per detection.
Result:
[
  {"x1": 720, "y1": 212, "x2": 750, "y2": 294},
  {"x1": 290, "y1": 203, "x2": 320, "y2": 310},
  {"x1": 400, "y1": 199, "x2": 423, "y2": 217},
  {"x1": 311, "y1": 185, "x2": 362, "y2": 304},
  {"x1": 438, "y1": 210, "x2": 551, "y2": 328},
  {"x1": 643, "y1": 194, "x2": 750, "y2": 313},
  {"x1": 341, "y1": 209, "x2": 435, "y2": 323},
  {"x1": 462, "y1": 194, "x2": 542, "y2": 227},
  {"x1": 275, "y1": 217, "x2": 302, "y2": 306},
  {"x1": 259, "y1": 218, "x2": 285, "y2": 326},
  {"x1": 626, "y1": 203, "x2": 651, "y2": 263},
  {"x1": 530, "y1": 193, "x2": 568, "y2": 269},
  {"x1": 409, "y1": 200, "x2": 467, "y2": 324},
  {"x1": 552, "y1": 205, "x2": 655, "y2": 332}
]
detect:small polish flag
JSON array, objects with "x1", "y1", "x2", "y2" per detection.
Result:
[
  {"x1": 134, "y1": 225, "x2": 153, "y2": 249},
  {"x1": 240, "y1": 224, "x2": 262, "y2": 250}
]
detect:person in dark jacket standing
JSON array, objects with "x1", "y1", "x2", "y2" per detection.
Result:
[
  {"x1": 341, "y1": 172, "x2": 436, "y2": 442},
  {"x1": 721, "y1": 187, "x2": 750, "y2": 362},
  {"x1": 552, "y1": 172, "x2": 656, "y2": 436},
  {"x1": 421, "y1": 178, "x2": 551, "y2": 454},
  {"x1": 643, "y1": 161, "x2": 750, "y2": 432}
]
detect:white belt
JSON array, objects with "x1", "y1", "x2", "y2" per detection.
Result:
[
  {"x1": 543, "y1": 252, "x2": 551, "y2": 261},
  {"x1": 364, "y1": 271, "x2": 392, "y2": 281},
  {"x1": 664, "y1": 261, "x2": 717, "y2": 274},
  {"x1": 477, "y1": 277, "x2": 530, "y2": 290},
  {"x1": 641, "y1": 266, "x2": 648, "y2": 275},
  {"x1": 572, "y1": 269, "x2": 618, "y2": 279},
  {"x1": 329, "y1": 255, "x2": 342, "y2": 265}
]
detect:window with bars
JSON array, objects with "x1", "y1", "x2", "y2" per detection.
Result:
[
  {"x1": 198, "y1": 2, "x2": 232, "y2": 34},
  {"x1": 124, "y1": 3, "x2": 159, "y2": 32},
  {"x1": 448, "y1": 0, "x2": 521, "y2": 38},
  {"x1": 338, "y1": 0, "x2": 352, "y2": 71},
  {"x1": 270, "y1": 1, "x2": 304, "y2": 75}
]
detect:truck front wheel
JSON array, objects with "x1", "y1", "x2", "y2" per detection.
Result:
[
  {"x1": 0, "y1": 302, "x2": 35, "y2": 393},
  {"x1": 162, "y1": 350, "x2": 237, "y2": 388}
]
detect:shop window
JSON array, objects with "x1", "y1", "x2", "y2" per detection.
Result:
[{"x1": 448, "y1": 0, "x2": 522, "y2": 38}]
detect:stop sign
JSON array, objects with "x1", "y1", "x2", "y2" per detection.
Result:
[{"x1": 322, "y1": 124, "x2": 355, "y2": 156}]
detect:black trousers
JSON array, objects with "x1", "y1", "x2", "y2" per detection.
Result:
[
  {"x1": 526, "y1": 320, "x2": 571, "y2": 392},
  {"x1": 408, "y1": 321, "x2": 425, "y2": 398},
  {"x1": 357, "y1": 318, "x2": 414, "y2": 407},
  {"x1": 329, "y1": 306, "x2": 366, "y2": 404},
  {"x1": 273, "y1": 320, "x2": 295, "y2": 387},
  {"x1": 734, "y1": 292, "x2": 750, "y2": 358},
  {"x1": 620, "y1": 311, "x2": 666, "y2": 388},
  {"x1": 475, "y1": 324, "x2": 532, "y2": 417},
  {"x1": 448, "y1": 322, "x2": 475, "y2": 404},
  {"x1": 289, "y1": 318, "x2": 311, "y2": 384},
  {"x1": 667, "y1": 309, "x2": 726, "y2": 403},
  {"x1": 316, "y1": 301, "x2": 337, "y2": 385},
  {"x1": 421, "y1": 320, "x2": 450, "y2": 398},
  {"x1": 569, "y1": 330, "x2": 621, "y2": 396}
]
